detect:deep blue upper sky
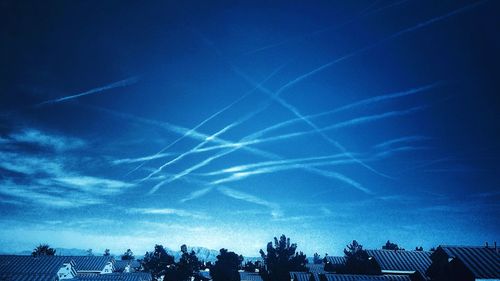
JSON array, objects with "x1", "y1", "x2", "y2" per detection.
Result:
[{"x1": 0, "y1": 0, "x2": 499, "y2": 256}]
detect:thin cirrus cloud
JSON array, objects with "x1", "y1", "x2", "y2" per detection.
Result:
[
  {"x1": 8, "y1": 129, "x2": 85, "y2": 152},
  {"x1": 0, "y1": 128, "x2": 134, "y2": 208},
  {"x1": 128, "y1": 208, "x2": 208, "y2": 219}
]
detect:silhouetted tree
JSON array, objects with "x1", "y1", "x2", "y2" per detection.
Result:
[
  {"x1": 211, "y1": 248, "x2": 242, "y2": 281},
  {"x1": 339, "y1": 240, "x2": 380, "y2": 275},
  {"x1": 313, "y1": 253, "x2": 323, "y2": 264},
  {"x1": 382, "y1": 240, "x2": 400, "y2": 250},
  {"x1": 415, "y1": 246, "x2": 424, "y2": 251},
  {"x1": 86, "y1": 249, "x2": 94, "y2": 256},
  {"x1": 175, "y1": 244, "x2": 202, "y2": 281},
  {"x1": 103, "y1": 249, "x2": 111, "y2": 256},
  {"x1": 259, "y1": 235, "x2": 308, "y2": 281},
  {"x1": 122, "y1": 249, "x2": 135, "y2": 260},
  {"x1": 142, "y1": 245, "x2": 175, "y2": 280},
  {"x1": 32, "y1": 244, "x2": 56, "y2": 257},
  {"x1": 243, "y1": 261, "x2": 256, "y2": 272}
]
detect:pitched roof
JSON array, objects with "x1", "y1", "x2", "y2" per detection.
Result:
[
  {"x1": 323, "y1": 274, "x2": 412, "y2": 281},
  {"x1": 305, "y1": 264, "x2": 324, "y2": 281},
  {"x1": 306, "y1": 263, "x2": 325, "y2": 274},
  {"x1": 71, "y1": 273, "x2": 152, "y2": 281},
  {"x1": 290, "y1": 271, "x2": 312, "y2": 281},
  {"x1": 113, "y1": 260, "x2": 140, "y2": 272},
  {"x1": 325, "y1": 256, "x2": 346, "y2": 265},
  {"x1": 438, "y1": 245, "x2": 500, "y2": 278},
  {"x1": 365, "y1": 250, "x2": 432, "y2": 274},
  {"x1": 0, "y1": 255, "x2": 71, "y2": 275},
  {"x1": 69, "y1": 256, "x2": 114, "y2": 272},
  {"x1": 239, "y1": 272, "x2": 263, "y2": 281}
]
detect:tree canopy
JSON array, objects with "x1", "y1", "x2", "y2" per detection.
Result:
[
  {"x1": 339, "y1": 240, "x2": 380, "y2": 275},
  {"x1": 122, "y1": 249, "x2": 135, "y2": 260},
  {"x1": 211, "y1": 248, "x2": 243, "y2": 281},
  {"x1": 382, "y1": 240, "x2": 403, "y2": 251},
  {"x1": 32, "y1": 244, "x2": 56, "y2": 257},
  {"x1": 142, "y1": 244, "x2": 175, "y2": 280},
  {"x1": 259, "y1": 234, "x2": 308, "y2": 281}
]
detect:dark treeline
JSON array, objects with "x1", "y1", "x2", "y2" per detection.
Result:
[{"x1": 31, "y1": 235, "x2": 428, "y2": 281}]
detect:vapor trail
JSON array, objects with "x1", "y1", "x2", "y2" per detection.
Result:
[
  {"x1": 274, "y1": 0, "x2": 486, "y2": 96},
  {"x1": 127, "y1": 65, "x2": 285, "y2": 176},
  {"x1": 142, "y1": 119, "x2": 241, "y2": 183},
  {"x1": 247, "y1": 0, "x2": 485, "y2": 176},
  {"x1": 210, "y1": 159, "x2": 358, "y2": 185},
  {"x1": 141, "y1": 65, "x2": 286, "y2": 182},
  {"x1": 200, "y1": 153, "x2": 351, "y2": 176},
  {"x1": 35, "y1": 76, "x2": 140, "y2": 107},
  {"x1": 244, "y1": 0, "x2": 410, "y2": 55},
  {"x1": 374, "y1": 136, "x2": 432, "y2": 150},
  {"x1": 212, "y1": 163, "x2": 371, "y2": 194},
  {"x1": 113, "y1": 152, "x2": 177, "y2": 165},
  {"x1": 84, "y1": 104, "x2": 276, "y2": 165},
  {"x1": 247, "y1": 82, "x2": 441, "y2": 139},
  {"x1": 194, "y1": 106, "x2": 426, "y2": 153},
  {"x1": 149, "y1": 106, "x2": 422, "y2": 194}
]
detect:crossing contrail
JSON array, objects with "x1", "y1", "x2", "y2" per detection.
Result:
[
  {"x1": 210, "y1": 159, "x2": 359, "y2": 185},
  {"x1": 35, "y1": 76, "x2": 140, "y2": 107},
  {"x1": 140, "y1": 65, "x2": 286, "y2": 182},
  {"x1": 244, "y1": 0, "x2": 410, "y2": 55},
  {"x1": 241, "y1": 0, "x2": 485, "y2": 177},
  {"x1": 127, "y1": 64, "x2": 285, "y2": 176},
  {"x1": 246, "y1": 82, "x2": 442, "y2": 140},
  {"x1": 165, "y1": 106, "x2": 426, "y2": 162},
  {"x1": 272, "y1": 1, "x2": 486, "y2": 97},
  {"x1": 83, "y1": 104, "x2": 277, "y2": 168},
  {"x1": 200, "y1": 153, "x2": 352, "y2": 177},
  {"x1": 148, "y1": 105, "x2": 423, "y2": 194}
]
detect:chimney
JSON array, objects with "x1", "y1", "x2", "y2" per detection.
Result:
[
  {"x1": 485, "y1": 242, "x2": 489, "y2": 248},
  {"x1": 495, "y1": 242, "x2": 497, "y2": 253}
]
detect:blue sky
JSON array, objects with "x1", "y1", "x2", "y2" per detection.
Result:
[{"x1": 0, "y1": 0, "x2": 499, "y2": 257}]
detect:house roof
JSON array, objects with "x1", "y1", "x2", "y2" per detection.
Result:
[
  {"x1": 113, "y1": 260, "x2": 140, "y2": 272},
  {"x1": 0, "y1": 273, "x2": 60, "y2": 281},
  {"x1": 325, "y1": 256, "x2": 346, "y2": 266},
  {"x1": 437, "y1": 245, "x2": 500, "y2": 278},
  {"x1": 239, "y1": 272, "x2": 263, "y2": 281},
  {"x1": 323, "y1": 274, "x2": 412, "y2": 281},
  {"x1": 68, "y1": 256, "x2": 113, "y2": 272},
  {"x1": 365, "y1": 250, "x2": 432, "y2": 274},
  {"x1": 306, "y1": 263, "x2": 325, "y2": 274},
  {"x1": 290, "y1": 271, "x2": 311, "y2": 281},
  {"x1": 0, "y1": 255, "x2": 72, "y2": 275},
  {"x1": 71, "y1": 273, "x2": 152, "y2": 281}
]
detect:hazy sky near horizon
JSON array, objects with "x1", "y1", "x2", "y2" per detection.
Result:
[{"x1": 1, "y1": 0, "x2": 499, "y2": 257}]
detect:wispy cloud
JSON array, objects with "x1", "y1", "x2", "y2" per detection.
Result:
[
  {"x1": 53, "y1": 176, "x2": 134, "y2": 195},
  {"x1": 128, "y1": 208, "x2": 207, "y2": 219},
  {"x1": 35, "y1": 76, "x2": 140, "y2": 107},
  {"x1": 0, "y1": 128, "x2": 135, "y2": 209},
  {"x1": 8, "y1": 129, "x2": 85, "y2": 152},
  {"x1": 0, "y1": 180, "x2": 105, "y2": 208},
  {"x1": 216, "y1": 187, "x2": 282, "y2": 219}
]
